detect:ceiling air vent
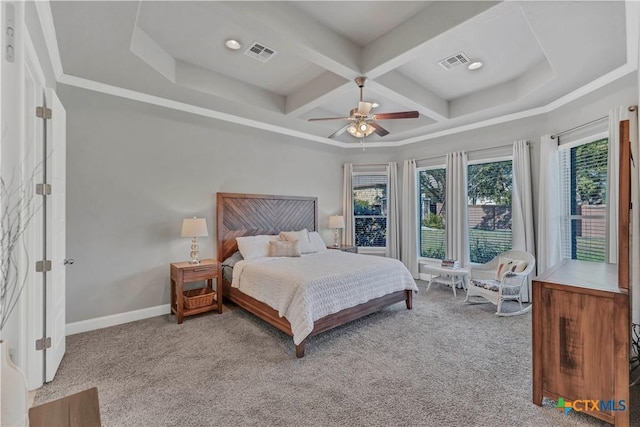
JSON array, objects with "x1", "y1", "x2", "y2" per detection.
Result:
[
  {"x1": 244, "y1": 41, "x2": 277, "y2": 63},
  {"x1": 438, "y1": 52, "x2": 471, "y2": 70}
]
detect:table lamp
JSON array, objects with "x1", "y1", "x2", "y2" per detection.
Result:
[
  {"x1": 328, "y1": 215, "x2": 345, "y2": 248},
  {"x1": 181, "y1": 217, "x2": 208, "y2": 264}
]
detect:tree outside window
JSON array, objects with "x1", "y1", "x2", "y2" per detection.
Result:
[
  {"x1": 467, "y1": 160, "x2": 513, "y2": 263},
  {"x1": 353, "y1": 174, "x2": 387, "y2": 247}
]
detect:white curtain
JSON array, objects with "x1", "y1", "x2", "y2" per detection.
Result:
[
  {"x1": 512, "y1": 140, "x2": 535, "y2": 302},
  {"x1": 537, "y1": 135, "x2": 563, "y2": 274},
  {"x1": 606, "y1": 108, "x2": 621, "y2": 263},
  {"x1": 626, "y1": 108, "x2": 639, "y2": 324},
  {"x1": 342, "y1": 163, "x2": 354, "y2": 246},
  {"x1": 445, "y1": 152, "x2": 470, "y2": 268},
  {"x1": 386, "y1": 162, "x2": 400, "y2": 259},
  {"x1": 401, "y1": 160, "x2": 419, "y2": 278}
]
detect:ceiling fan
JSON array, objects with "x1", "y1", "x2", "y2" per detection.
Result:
[{"x1": 308, "y1": 77, "x2": 419, "y2": 139}]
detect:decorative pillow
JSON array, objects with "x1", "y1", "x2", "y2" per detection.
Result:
[
  {"x1": 495, "y1": 257, "x2": 517, "y2": 280},
  {"x1": 513, "y1": 260, "x2": 528, "y2": 273},
  {"x1": 268, "y1": 240, "x2": 301, "y2": 257},
  {"x1": 236, "y1": 235, "x2": 280, "y2": 260},
  {"x1": 495, "y1": 257, "x2": 528, "y2": 279},
  {"x1": 279, "y1": 229, "x2": 312, "y2": 253},
  {"x1": 308, "y1": 231, "x2": 328, "y2": 253}
]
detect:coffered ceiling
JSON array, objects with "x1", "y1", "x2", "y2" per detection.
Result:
[{"x1": 45, "y1": 1, "x2": 638, "y2": 148}]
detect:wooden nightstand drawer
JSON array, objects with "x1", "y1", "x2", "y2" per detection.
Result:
[{"x1": 183, "y1": 266, "x2": 216, "y2": 282}]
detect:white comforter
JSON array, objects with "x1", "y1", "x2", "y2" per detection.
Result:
[{"x1": 231, "y1": 250, "x2": 418, "y2": 344}]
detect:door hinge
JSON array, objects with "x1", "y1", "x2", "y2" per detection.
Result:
[
  {"x1": 36, "y1": 183, "x2": 51, "y2": 195},
  {"x1": 35, "y1": 337, "x2": 51, "y2": 351},
  {"x1": 36, "y1": 106, "x2": 52, "y2": 119},
  {"x1": 35, "y1": 260, "x2": 52, "y2": 272}
]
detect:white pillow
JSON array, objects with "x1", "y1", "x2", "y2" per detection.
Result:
[
  {"x1": 308, "y1": 231, "x2": 328, "y2": 253},
  {"x1": 279, "y1": 229, "x2": 312, "y2": 253},
  {"x1": 236, "y1": 235, "x2": 280, "y2": 260}
]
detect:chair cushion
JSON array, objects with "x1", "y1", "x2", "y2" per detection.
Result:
[
  {"x1": 471, "y1": 278, "x2": 522, "y2": 296},
  {"x1": 471, "y1": 279, "x2": 500, "y2": 292}
]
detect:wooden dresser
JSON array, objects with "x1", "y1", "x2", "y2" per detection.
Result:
[{"x1": 532, "y1": 259, "x2": 629, "y2": 426}]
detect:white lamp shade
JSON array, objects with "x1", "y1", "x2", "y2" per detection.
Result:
[
  {"x1": 329, "y1": 215, "x2": 345, "y2": 229},
  {"x1": 181, "y1": 218, "x2": 208, "y2": 237}
]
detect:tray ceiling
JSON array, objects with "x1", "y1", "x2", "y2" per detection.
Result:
[{"x1": 47, "y1": 1, "x2": 637, "y2": 148}]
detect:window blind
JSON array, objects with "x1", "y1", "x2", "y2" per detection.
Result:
[
  {"x1": 559, "y1": 138, "x2": 608, "y2": 261},
  {"x1": 353, "y1": 174, "x2": 387, "y2": 247}
]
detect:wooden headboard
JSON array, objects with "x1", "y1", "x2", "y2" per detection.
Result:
[{"x1": 216, "y1": 192, "x2": 318, "y2": 262}]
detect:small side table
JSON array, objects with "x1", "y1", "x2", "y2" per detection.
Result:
[
  {"x1": 424, "y1": 264, "x2": 469, "y2": 297},
  {"x1": 170, "y1": 259, "x2": 221, "y2": 324},
  {"x1": 327, "y1": 245, "x2": 358, "y2": 253}
]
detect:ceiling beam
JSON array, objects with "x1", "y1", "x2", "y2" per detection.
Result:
[
  {"x1": 361, "y1": 1, "x2": 500, "y2": 78},
  {"x1": 372, "y1": 71, "x2": 449, "y2": 121}
]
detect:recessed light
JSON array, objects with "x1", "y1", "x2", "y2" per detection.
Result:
[
  {"x1": 225, "y1": 39, "x2": 242, "y2": 50},
  {"x1": 371, "y1": 102, "x2": 379, "y2": 108},
  {"x1": 468, "y1": 61, "x2": 483, "y2": 70}
]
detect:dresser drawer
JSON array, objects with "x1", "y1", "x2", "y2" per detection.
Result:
[{"x1": 183, "y1": 266, "x2": 216, "y2": 282}]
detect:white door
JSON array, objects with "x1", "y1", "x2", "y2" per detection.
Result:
[
  {"x1": 22, "y1": 28, "x2": 46, "y2": 390},
  {"x1": 44, "y1": 87, "x2": 66, "y2": 382}
]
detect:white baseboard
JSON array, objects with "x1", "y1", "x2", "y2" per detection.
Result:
[{"x1": 66, "y1": 304, "x2": 171, "y2": 336}]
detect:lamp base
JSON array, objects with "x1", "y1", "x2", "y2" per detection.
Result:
[
  {"x1": 333, "y1": 229, "x2": 341, "y2": 248},
  {"x1": 189, "y1": 237, "x2": 201, "y2": 264}
]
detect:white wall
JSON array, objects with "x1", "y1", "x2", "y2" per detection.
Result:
[
  {"x1": 60, "y1": 70, "x2": 638, "y2": 326},
  {"x1": 59, "y1": 85, "x2": 346, "y2": 323}
]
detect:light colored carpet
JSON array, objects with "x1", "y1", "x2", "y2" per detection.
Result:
[{"x1": 35, "y1": 281, "x2": 638, "y2": 426}]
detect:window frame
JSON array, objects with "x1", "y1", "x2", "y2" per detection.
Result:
[
  {"x1": 352, "y1": 171, "x2": 388, "y2": 253},
  {"x1": 417, "y1": 164, "x2": 447, "y2": 263},
  {"x1": 557, "y1": 132, "x2": 609, "y2": 263},
  {"x1": 466, "y1": 155, "x2": 514, "y2": 265}
]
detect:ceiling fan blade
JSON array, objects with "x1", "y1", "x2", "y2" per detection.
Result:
[
  {"x1": 357, "y1": 101, "x2": 373, "y2": 116},
  {"x1": 369, "y1": 122, "x2": 389, "y2": 137},
  {"x1": 373, "y1": 111, "x2": 419, "y2": 120},
  {"x1": 328, "y1": 123, "x2": 351, "y2": 139},
  {"x1": 308, "y1": 117, "x2": 351, "y2": 121}
]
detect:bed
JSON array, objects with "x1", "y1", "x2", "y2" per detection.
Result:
[{"x1": 216, "y1": 192, "x2": 417, "y2": 357}]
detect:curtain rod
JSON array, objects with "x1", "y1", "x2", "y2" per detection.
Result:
[
  {"x1": 550, "y1": 116, "x2": 608, "y2": 140},
  {"x1": 348, "y1": 162, "x2": 390, "y2": 167},
  {"x1": 551, "y1": 105, "x2": 637, "y2": 140},
  {"x1": 413, "y1": 142, "x2": 521, "y2": 163}
]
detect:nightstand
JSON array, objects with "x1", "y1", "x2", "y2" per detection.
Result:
[
  {"x1": 170, "y1": 259, "x2": 221, "y2": 324},
  {"x1": 328, "y1": 245, "x2": 358, "y2": 254}
]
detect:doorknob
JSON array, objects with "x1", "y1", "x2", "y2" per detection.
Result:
[{"x1": 64, "y1": 259, "x2": 75, "y2": 265}]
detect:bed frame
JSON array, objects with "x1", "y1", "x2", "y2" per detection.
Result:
[{"x1": 216, "y1": 192, "x2": 412, "y2": 357}]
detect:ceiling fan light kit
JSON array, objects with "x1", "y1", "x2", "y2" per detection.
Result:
[
  {"x1": 308, "y1": 76, "x2": 419, "y2": 142},
  {"x1": 347, "y1": 120, "x2": 375, "y2": 138}
]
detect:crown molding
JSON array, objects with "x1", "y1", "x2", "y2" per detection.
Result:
[{"x1": 37, "y1": 0, "x2": 639, "y2": 150}]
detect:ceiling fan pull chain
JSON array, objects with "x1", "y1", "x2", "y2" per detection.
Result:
[{"x1": 360, "y1": 137, "x2": 365, "y2": 151}]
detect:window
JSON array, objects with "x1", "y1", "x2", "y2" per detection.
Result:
[
  {"x1": 467, "y1": 159, "x2": 513, "y2": 264},
  {"x1": 418, "y1": 167, "x2": 446, "y2": 259},
  {"x1": 353, "y1": 173, "x2": 387, "y2": 247},
  {"x1": 559, "y1": 138, "x2": 608, "y2": 261}
]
